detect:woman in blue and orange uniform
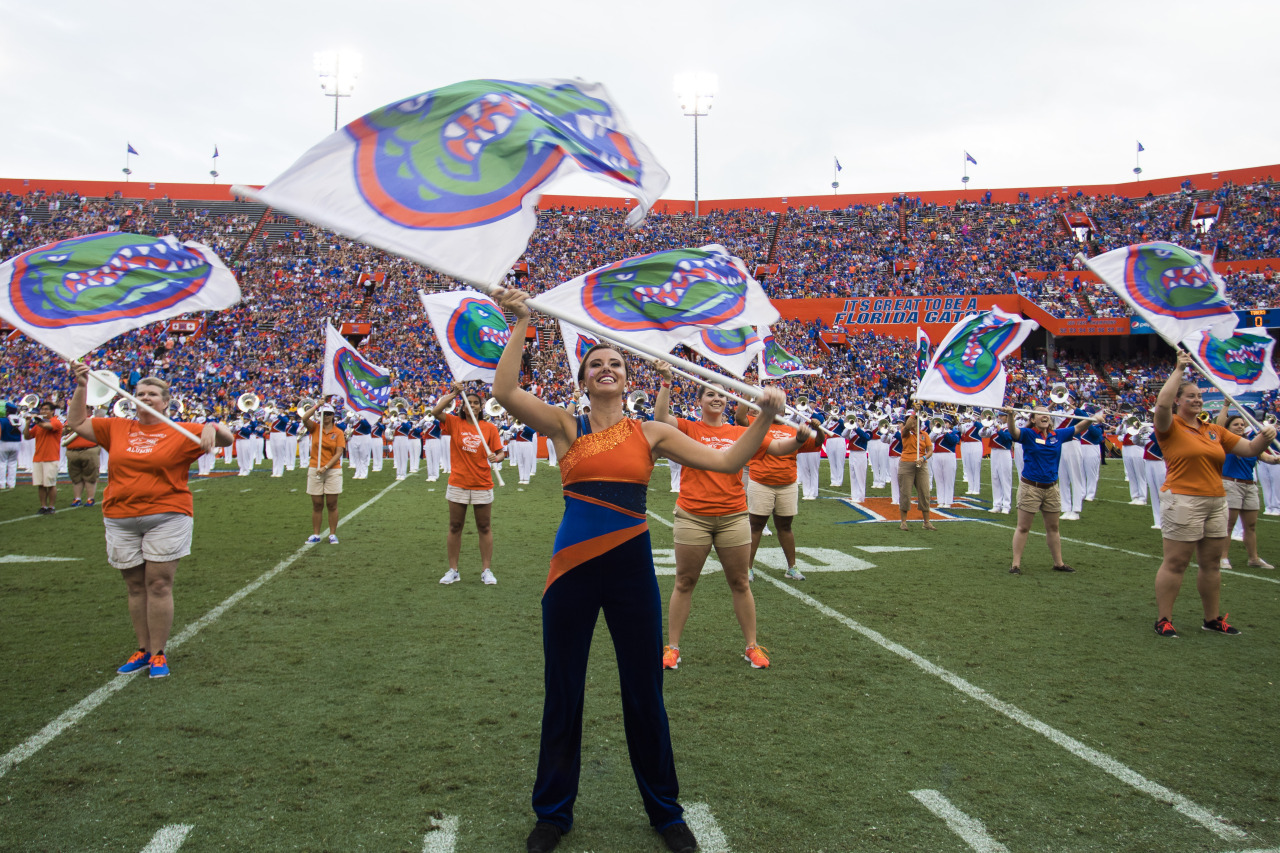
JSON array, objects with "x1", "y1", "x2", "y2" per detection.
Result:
[{"x1": 492, "y1": 288, "x2": 784, "y2": 853}]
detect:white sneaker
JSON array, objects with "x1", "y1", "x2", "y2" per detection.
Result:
[
  {"x1": 784, "y1": 566, "x2": 806, "y2": 580},
  {"x1": 1220, "y1": 558, "x2": 1232, "y2": 569},
  {"x1": 306, "y1": 534, "x2": 322, "y2": 544},
  {"x1": 1061, "y1": 512, "x2": 1079, "y2": 520},
  {"x1": 328, "y1": 534, "x2": 339, "y2": 545},
  {"x1": 481, "y1": 569, "x2": 497, "y2": 585},
  {"x1": 1151, "y1": 524, "x2": 1162, "y2": 530},
  {"x1": 1247, "y1": 558, "x2": 1275, "y2": 569},
  {"x1": 1129, "y1": 499, "x2": 1147, "y2": 505},
  {"x1": 439, "y1": 569, "x2": 461, "y2": 584}
]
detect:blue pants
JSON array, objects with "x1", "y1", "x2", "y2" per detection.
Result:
[{"x1": 532, "y1": 530, "x2": 684, "y2": 832}]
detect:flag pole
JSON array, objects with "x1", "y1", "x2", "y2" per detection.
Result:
[
  {"x1": 85, "y1": 368, "x2": 203, "y2": 445},
  {"x1": 1076, "y1": 251, "x2": 1279, "y2": 452}
]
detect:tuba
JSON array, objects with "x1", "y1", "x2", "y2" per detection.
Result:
[
  {"x1": 626, "y1": 390, "x2": 650, "y2": 415},
  {"x1": 237, "y1": 393, "x2": 260, "y2": 414},
  {"x1": 112, "y1": 398, "x2": 137, "y2": 419},
  {"x1": 483, "y1": 398, "x2": 506, "y2": 419}
]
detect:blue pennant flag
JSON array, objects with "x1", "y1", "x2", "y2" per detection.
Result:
[
  {"x1": 127, "y1": 143, "x2": 139, "y2": 156},
  {"x1": 965, "y1": 151, "x2": 977, "y2": 165}
]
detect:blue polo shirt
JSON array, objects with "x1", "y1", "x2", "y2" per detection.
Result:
[
  {"x1": 1017, "y1": 426, "x2": 1077, "y2": 484},
  {"x1": 1222, "y1": 430, "x2": 1256, "y2": 481}
]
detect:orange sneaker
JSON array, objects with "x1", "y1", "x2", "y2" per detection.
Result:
[
  {"x1": 662, "y1": 645, "x2": 681, "y2": 670},
  {"x1": 744, "y1": 644, "x2": 771, "y2": 669}
]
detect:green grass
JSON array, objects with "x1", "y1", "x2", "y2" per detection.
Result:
[{"x1": 1, "y1": 460, "x2": 1277, "y2": 852}]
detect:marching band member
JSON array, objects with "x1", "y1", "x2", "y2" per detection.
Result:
[
  {"x1": 302, "y1": 402, "x2": 346, "y2": 545},
  {"x1": 267, "y1": 407, "x2": 291, "y2": 477},
  {"x1": 285, "y1": 411, "x2": 302, "y2": 471},
  {"x1": 885, "y1": 423, "x2": 903, "y2": 506},
  {"x1": 369, "y1": 417, "x2": 387, "y2": 474},
  {"x1": 233, "y1": 417, "x2": 257, "y2": 477},
  {"x1": 512, "y1": 422, "x2": 537, "y2": 485},
  {"x1": 25, "y1": 401, "x2": 64, "y2": 513},
  {"x1": 348, "y1": 415, "x2": 373, "y2": 478},
  {"x1": 67, "y1": 363, "x2": 233, "y2": 679},
  {"x1": 1120, "y1": 421, "x2": 1148, "y2": 504},
  {"x1": 868, "y1": 415, "x2": 889, "y2": 488},
  {"x1": 1139, "y1": 422, "x2": 1166, "y2": 530},
  {"x1": 1217, "y1": 409, "x2": 1277, "y2": 570},
  {"x1": 1152, "y1": 352, "x2": 1276, "y2": 637},
  {"x1": 391, "y1": 414, "x2": 414, "y2": 480},
  {"x1": 958, "y1": 413, "x2": 985, "y2": 496},
  {"x1": 297, "y1": 408, "x2": 313, "y2": 469},
  {"x1": 928, "y1": 415, "x2": 960, "y2": 509},
  {"x1": 64, "y1": 418, "x2": 101, "y2": 508},
  {"x1": 845, "y1": 417, "x2": 872, "y2": 503},
  {"x1": 796, "y1": 418, "x2": 822, "y2": 501},
  {"x1": 431, "y1": 384, "x2": 505, "y2": 586},
  {"x1": 822, "y1": 407, "x2": 846, "y2": 488},
  {"x1": 984, "y1": 412, "x2": 1015, "y2": 514},
  {"x1": 1005, "y1": 405, "x2": 1104, "y2": 575},
  {"x1": 408, "y1": 418, "x2": 424, "y2": 475},
  {"x1": 196, "y1": 409, "x2": 220, "y2": 476},
  {"x1": 492, "y1": 289, "x2": 783, "y2": 853},
  {"x1": 895, "y1": 411, "x2": 935, "y2": 531},
  {"x1": 1259, "y1": 429, "x2": 1280, "y2": 515},
  {"x1": 1079, "y1": 417, "x2": 1104, "y2": 501},
  {"x1": 1012, "y1": 414, "x2": 1027, "y2": 480},
  {"x1": 1, "y1": 400, "x2": 24, "y2": 489},
  {"x1": 1055, "y1": 391, "x2": 1087, "y2": 521},
  {"x1": 422, "y1": 414, "x2": 445, "y2": 481}
]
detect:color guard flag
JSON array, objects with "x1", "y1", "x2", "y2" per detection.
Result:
[
  {"x1": 558, "y1": 320, "x2": 602, "y2": 386},
  {"x1": 419, "y1": 288, "x2": 512, "y2": 382},
  {"x1": 322, "y1": 322, "x2": 393, "y2": 424},
  {"x1": 916, "y1": 307, "x2": 1038, "y2": 407},
  {"x1": 681, "y1": 325, "x2": 763, "y2": 378},
  {"x1": 1083, "y1": 241, "x2": 1237, "y2": 344},
  {"x1": 254, "y1": 78, "x2": 669, "y2": 287},
  {"x1": 1182, "y1": 328, "x2": 1279, "y2": 395},
  {"x1": 533, "y1": 244, "x2": 779, "y2": 354},
  {"x1": 0, "y1": 232, "x2": 241, "y2": 362},
  {"x1": 757, "y1": 328, "x2": 821, "y2": 378},
  {"x1": 915, "y1": 327, "x2": 931, "y2": 381}
]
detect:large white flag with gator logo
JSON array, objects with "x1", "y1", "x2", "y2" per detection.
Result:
[
  {"x1": 253, "y1": 78, "x2": 669, "y2": 287},
  {"x1": 419, "y1": 289, "x2": 511, "y2": 383}
]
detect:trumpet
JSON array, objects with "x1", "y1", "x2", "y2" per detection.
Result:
[
  {"x1": 1196, "y1": 411, "x2": 1213, "y2": 424},
  {"x1": 795, "y1": 395, "x2": 811, "y2": 415}
]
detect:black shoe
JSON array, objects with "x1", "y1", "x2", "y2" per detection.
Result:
[
  {"x1": 660, "y1": 822, "x2": 698, "y2": 853},
  {"x1": 1052, "y1": 564, "x2": 1076, "y2": 573},
  {"x1": 1008, "y1": 565, "x2": 1022, "y2": 575},
  {"x1": 1154, "y1": 617, "x2": 1178, "y2": 638},
  {"x1": 526, "y1": 822, "x2": 563, "y2": 853},
  {"x1": 1203, "y1": 614, "x2": 1241, "y2": 635}
]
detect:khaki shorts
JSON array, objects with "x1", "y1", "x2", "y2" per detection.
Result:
[
  {"x1": 1161, "y1": 492, "x2": 1228, "y2": 541},
  {"x1": 1017, "y1": 480, "x2": 1062, "y2": 515},
  {"x1": 747, "y1": 480, "x2": 798, "y2": 517},
  {"x1": 673, "y1": 506, "x2": 751, "y2": 547},
  {"x1": 306, "y1": 466, "x2": 343, "y2": 495},
  {"x1": 1223, "y1": 479, "x2": 1260, "y2": 512},
  {"x1": 103, "y1": 512, "x2": 194, "y2": 569},
  {"x1": 446, "y1": 485, "x2": 494, "y2": 505},
  {"x1": 31, "y1": 461, "x2": 60, "y2": 487},
  {"x1": 66, "y1": 448, "x2": 101, "y2": 484}
]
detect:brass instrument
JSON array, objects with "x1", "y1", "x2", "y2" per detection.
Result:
[
  {"x1": 85, "y1": 371, "x2": 119, "y2": 407},
  {"x1": 1196, "y1": 411, "x2": 1212, "y2": 424},
  {"x1": 237, "y1": 393, "x2": 261, "y2": 414},
  {"x1": 297, "y1": 397, "x2": 316, "y2": 413},
  {"x1": 483, "y1": 398, "x2": 506, "y2": 419},
  {"x1": 930, "y1": 416, "x2": 945, "y2": 431},
  {"x1": 20, "y1": 393, "x2": 40, "y2": 410},
  {"x1": 979, "y1": 408, "x2": 996, "y2": 428},
  {"x1": 795, "y1": 395, "x2": 811, "y2": 415},
  {"x1": 1265, "y1": 414, "x2": 1278, "y2": 427},
  {"x1": 626, "y1": 390, "x2": 650, "y2": 415},
  {"x1": 112, "y1": 398, "x2": 137, "y2": 419},
  {"x1": 390, "y1": 396, "x2": 410, "y2": 413},
  {"x1": 1049, "y1": 383, "x2": 1071, "y2": 405},
  {"x1": 1123, "y1": 415, "x2": 1143, "y2": 436},
  {"x1": 876, "y1": 417, "x2": 890, "y2": 432}
]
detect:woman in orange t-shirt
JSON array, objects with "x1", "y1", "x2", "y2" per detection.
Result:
[
  {"x1": 301, "y1": 401, "x2": 348, "y2": 545},
  {"x1": 67, "y1": 362, "x2": 233, "y2": 679},
  {"x1": 654, "y1": 363, "x2": 809, "y2": 672},
  {"x1": 1151, "y1": 351, "x2": 1277, "y2": 638}
]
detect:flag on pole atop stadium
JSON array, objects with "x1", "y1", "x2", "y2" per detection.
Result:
[
  {"x1": 558, "y1": 320, "x2": 602, "y2": 387},
  {"x1": 212, "y1": 146, "x2": 220, "y2": 159},
  {"x1": 757, "y1": 328, "x2": 821, "y2": 379},
  {"x1": 1181, "y1": 328, "x2": 1279, "y2": 395},
  {"x1": 914, "y1": 327, "x2": 931, "y2": 382},
  {"x1": 835, "y1": 157, "x2": 842, "y2": 172},
  {"x1": 419, "y1": 289, "x2": 512, "y2": 382},
  {"x1": 1137, "y1": 141, "x2": 1145, "y2": 152},
  {"x1": 1082, "y1": 241, "x2": 1237, "y2": 344},
  {"x1": 127, "y1": 143, "x2": 139, "y2": 156},
  {"x1": 916, "y1": 308, "x2": 1038, "y2": 408},
  {"x1": 322, "y1": 322, "x2": 393, "y2": 424},
  {"x1": 965, "y1": 151, "x2": 977, "y2": 165},
  {"x1": 681, "y1": 325, "x2": 763, "y2": 378},
  {"x1": 533, "y1": 244, "x2": 779, "y2": 354},
  {"x1": 253, "y1": 78, "x2": 669, "y2": 287},
  {"x1": 0, "y1": 232, "x2": 241, "y2": 362}
]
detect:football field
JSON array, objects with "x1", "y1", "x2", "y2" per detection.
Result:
[{"x1": 1, "y1": 459, "x2": 1278, "y2": 852}]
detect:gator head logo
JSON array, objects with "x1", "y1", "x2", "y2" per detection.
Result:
[
  {"x1": 699, "y1": 325, "x2": 759, "y2": 356},
  {"x1": 332, "y1": 349, "x2": 391, "y2": 413},
  {"x1": 762, "y1": 336, "x2": 807, "y2": 377},
  {"x1": 936, "y1": 314, "x2": 1020, "y2": 393},
  {"x1": 348, "y1": 80, "x2": 644, "y2": 230},
  {"x1": 7, "y1": 232, "x2": 212, "y2": 329},
  {"x1": 573, "y1": 331, "x2": 601, "y2": 363},
  {"x1": 1197, "y1": 334, "x2": 1270, "y2": 385},
  {"x1": 581, "y1": 248, "x2": 750, "y2": 332},
  {"x1": 446, "y1": 297, "x2": 510, "y2": 368},
  {"x1": 1123, "y1": 242, "x2": 1230, "y2": 319}
]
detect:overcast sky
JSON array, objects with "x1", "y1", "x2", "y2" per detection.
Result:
[{"x1": 2, "y1": 0, "x2": 1277, "y2": 201}]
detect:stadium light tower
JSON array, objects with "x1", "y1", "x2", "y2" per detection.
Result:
[
  {"x1": 674, "y1": 72, "x2": 717, "y2": 219},
  {"x1": 315, "y1": 50, "x2": 362, "y2": 131}
]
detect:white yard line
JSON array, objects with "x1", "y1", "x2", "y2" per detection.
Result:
[
  {"x1": 751, "y1": 569, "x2": 1245, "y2": 841},
  {"x1": 0, "y1": 512, "x2": 47, "y2": 526},
  {"x1": 683, "y1": 802, "x2": 731, "y2": 853},
  {"x1": 910, "y1": 790, "x2": 1009, "y2": 853},
  {"x1": 421, "y1": 814, "x2": 459, "y2": 853},
  {"x1": 139, "y1": 824, "x2": 193, "y2": 853},
  {"x1": 0, "y1": 480, "x2": 403, "y2": 780},
  {"x1": 972, "y1": 518, "x2": 1158, "y2": 559}
]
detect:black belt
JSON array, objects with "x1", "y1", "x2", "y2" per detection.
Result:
[{"x1": 1020, "y1": 477, "x2": 1057, "y2": 489}]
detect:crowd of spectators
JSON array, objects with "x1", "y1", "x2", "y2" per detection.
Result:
[{"x1": 1, "y1": 182, "x2": 1276, "y2": 423}]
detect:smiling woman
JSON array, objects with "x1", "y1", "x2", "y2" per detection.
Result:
[{"x1": 64, "y1": 362, "x2": 233, "y2": 680}]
